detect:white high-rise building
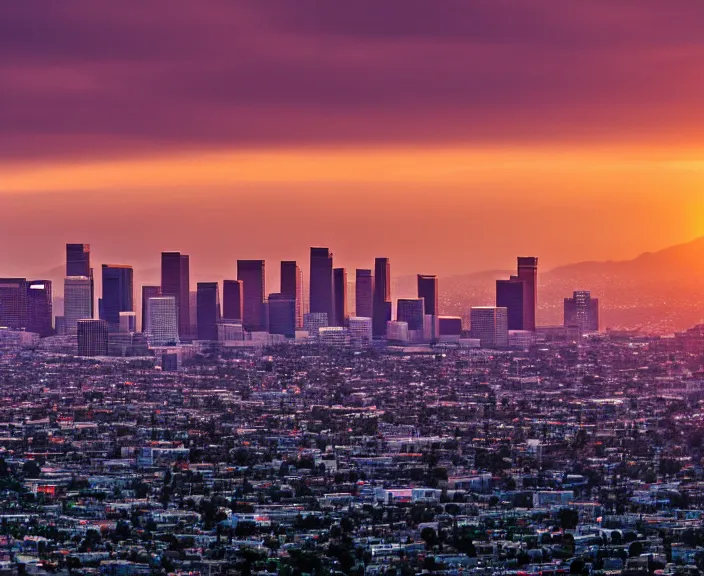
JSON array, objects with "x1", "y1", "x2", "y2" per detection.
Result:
[
  {"x1": 148, "y1": 296, "x2": 180, "y2": 346},
  {"x1": 469, "y1": 306, "x2": 508, "y2": 348},
  {"x1": 348, "y1": 317, "x2": 372, "y2": 343},
  {"x1": 119, "y1": 311, "x2": 137, "y2": 333},
  {"x1": 64, "y1": 276, "x2": 92, "y2": 335}
]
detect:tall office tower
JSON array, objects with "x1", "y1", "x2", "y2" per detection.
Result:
[
  {"x1": 222, "y1": 280, "x2": 243, "y2": 322},
  {"x1": 396, "y1": 298, "x2": 425, "y2": 331},
  {"x1": 333, "y1": 268, "x2": 347, "y2": 326},
  {"x1": 64, "y1": 276, "x2": 92, "y2": 335},
  {"x1": 373, "y1": 257, "x2": 391, "y2": 337},
  {"x1": 66, "y1": 244, "x2": 94, "y2": 317},
  {"x1": 281, "y1": 261, "x2": 303, "y2": 328},
  {"x1": 303, "y1": 312, "x2": 328, "y2": 338},
  {"x1": 148, "y1": 296, "x2": 179, "y2": 345},
  {"x1": 417, "y1": 275, "x2": 438, "y2": 316},
  {"x1": 101, "y1": 264, "x2": 134, "y2": 330},
  {"x1": 564, "y1": 290, "x2": 599, "y2": 332},
  {"x1": 517, "y1": 257, "x2": 538, "y2": 331},
  {"x1": 348, "y1": 317, "x2": 373, "y2": 343},
  {"x1": 77, "y1": 319, "x2": 108, "y2": 357},
  {"x1": 470, "y1": 306, "x2": 509, "y2": 348},
  {"x1": 355, "y1": 269, "x2": 373, "y2": 318},
  {"x1": 268, "y1": 293, "x2": 296, "y2": 338},
  {"x1": 237, "y1": 260, "x2": 266, "y2": 332},
  {"x1": 141, "y1": 286, "x2": 161, "y2": 334},
  {"x1": 189, "y1": 290, "x2": 198, "y2": 337},
  {"x1": 160, "y1": 252, "x2": 190, "y2": 339},
  {"x1": 309, "y1": 247, "x2": 334, "y2": 322},
  {"x1": 196, "y1": 282, "x2": 220, "y2": 341},
  {"x1": 0, "y1": 278, "x2": 28, "y2": 330},
  {"x1": 119, "y1": 311, "x2": 137, "y2": 333},
  {"x1": 496, "y1": 277, "x2": 525, "y2": 330},
  {"x1": 26, "y1": 280, "x2": 53, "y2": 337}
]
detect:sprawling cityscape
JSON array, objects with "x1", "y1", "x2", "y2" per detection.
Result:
[
  {"x1": 0, "y1": 244, "x2": 704, "y2": 576},
  {"x1": 5, "y1": 2, "x2": 704, "y2": 576}
]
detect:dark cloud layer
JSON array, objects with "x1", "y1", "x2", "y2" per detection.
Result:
[{"x1": 3, "y1": 1, "x2": 704, "y2": 161}]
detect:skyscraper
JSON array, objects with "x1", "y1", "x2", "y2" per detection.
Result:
[
  {"x1": 470, "y1": 306, "x2": 509, "y2": 348},
  {"x1": 66, "y1": 244, "x2": 90, "y2": 277},
  {"x1": 26, "y1": 280, "x2": 53, "y2": 337},
  {"x1": 268, "y1": 293, "x2": 296, "y2": 338},
  {"x1": 77, "y1": 319, "x2": 108, "y2": 357},
  {"x1": 281, "y1": 261, "x2": 303, "y2": 328},
  {"x1": 0, "y1": 278, "x2": 27, "y2": 330},
  {"x1": 373, "y1": 258, "x2": 391, "y2": 338},
  {"x1": 161, "y1": 252, "x2": 190, "y2": 339},
  {"x1": 66, "y1": 244, "x2": 94, "y2": 317},
  {"x1": 355, "y1": 269, "x2": 373, "y2": 318},
  {"x1": 141, "y1": 285, "x2": 161, "y2": 334},
  {"x1": 222, "y1": 280, "x2": 243, "y2": 322},
  {"x1": 64, "y1": 276, "x2": 92, "y2": 335},
  {"x1": 396, "y1": 298, "x2": 425, "y2": 331},
  {"x1": 101, "y1": 264, "x2": 134, "y2": 330},
  {"x1": 333, "y1": 267, "x2": 347, "y2": 327},
  {"x1": 237, "y1": 260, "x2": 266, "y2": 332},
  {"x1": 196, "y1": 282, "x2": 220, "y2": 341},
  {"x1": 496, "y1": 277, "x2": 525, "y2": 330},
  {"x1": 309, "y1": 247, "x2": 334, "y2": 322},
  {"x1": 417, "y1": 275, "x2": 438, "y2": 316},
  {"x1": 517, "y1": 257, "x2": 538, "y2": 331},
  {"x1": 564, "y1": 290, "x2": 599, "y2": 332},
  {"x1": 148, "y1": 296, "x2": 179, "y2": 345}
]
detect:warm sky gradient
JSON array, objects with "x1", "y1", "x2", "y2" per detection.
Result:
[{"x1": 3, "y1": 1, "x2": 704, "y2": 281}]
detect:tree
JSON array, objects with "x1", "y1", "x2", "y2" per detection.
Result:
[
  {"x1": 23, "y1": 460, "x2": 41, "y2": 479},
  {"x1": 421, "y1": 527, "x2": 437, "y2": 550}
]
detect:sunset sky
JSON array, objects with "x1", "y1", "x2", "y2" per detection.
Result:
[{"x1": 3, "y1": 1, "x2": 704, "y2": 282}]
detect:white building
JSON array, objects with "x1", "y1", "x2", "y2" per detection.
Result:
[
  {"x1": 469, "y1": 306, "x2": 508, "y2": 348},
  {"x1": 348, "y1": 316, "x2": 372, "y2": 343},
  {"x1": 218, "y1": 322, "x2": 244, "y2": 341},
  {"x1": 63, "y1": 276, "x2": 92, "y2": 335},
  {"x1": 148, "y1": 296, "x2": 179, "y2": 346},
  {"x1": 386, "y1": 321, "x2": 409, "y2": 343},
  {"x1": 319, "y1": 326, "x2": 348, "y2": 346}
]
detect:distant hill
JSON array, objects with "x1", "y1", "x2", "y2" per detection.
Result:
[{"x1": 435, "y1": 237, "x2": 704, "y2": 333}]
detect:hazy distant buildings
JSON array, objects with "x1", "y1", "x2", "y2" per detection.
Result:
[
  {"x1": 564, "y1": 290, "x2": 599, "y2": 332},
  {"x1": 268, "y1": 293, "x2": 296, "y2": 338},
  {"x1": 161, "y1": 252, "x2": 190, "y2": 339},
  {"x1": 333, "y1": 267, "x2": 347, "y2": 326},
  {"x1": 101, "y1": 264, "x2": 134, "y2": 330},
  {"x1": 196, "y1": 282, "x2": 220, "y2": 341},
  {"x1": 77, "y1": 319, "x2": 108, "y2": 357},
  {"x1": 470, "y1": 306, "x2": 508, "y2": 348},
  {"x1": 237, "y1": 260, "x2": 266, "y2": 332},
  {"x1": 222, "y1": 280, "x2": 243, "y2": 323},
  {"x1": 355, "y1": 269, "x2": 373, "y2": 318},
  {"x1": 386, "y1": 321, "x2": 409, "y2": 343},
  {"x1": 141, "y1": 286, "x2": 161, "y2": 334},
  {"x1": 309, "y1": 248, "x2": 334, "y2": 323},
  {"x1": 26, "y1": 280, "x2": 53, "y2": 337},
  {"x1": 281, "y1": 261, "x2": 303, "y2": 328},
  {"x1": 64, "y1": 276, "x2": 92, "y2": 335},
  {"x1": 373, "y1": 258, "x2": 391, "y2": 338},
  {"x1": 148, "y1": 296, "x2": 179, "y2": 345}
]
